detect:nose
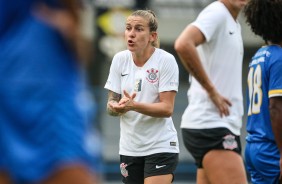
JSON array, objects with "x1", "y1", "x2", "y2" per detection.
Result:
[{"x1": 128, "y1": 29, "x2": 135, "y2": 37}]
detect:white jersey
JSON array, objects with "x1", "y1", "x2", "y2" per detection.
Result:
[
  {"x1": 105, "y1": 48, "x2": 179, "y2": 156},
  {"x1": 180, "y1": 1, "x2": 244, "y2": 135}
]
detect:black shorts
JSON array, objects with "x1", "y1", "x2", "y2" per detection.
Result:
[
  {"x1": 120, "y1": 152, "x2": 179, "y2": 184},
  {"x1": 182, "y1": 127, "x2": 242, "y2": 168}
]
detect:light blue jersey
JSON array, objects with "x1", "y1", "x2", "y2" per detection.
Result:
[{"x1": 245, "y1": 45, "x2": 282, "y2": 184}]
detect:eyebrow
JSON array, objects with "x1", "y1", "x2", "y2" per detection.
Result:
[{"x1": 125, "y1": 23, "x2": 147, "y2": 27}]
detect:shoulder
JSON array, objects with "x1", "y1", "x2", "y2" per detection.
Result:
[
  {"x1": 109, "y1": 50, "x2": 131, "y2": 72},
  {"x1": 251, "y1": 46, "x2": 282, "y2": 71},
  {"x1": 113, "y1": 50, "x2": 131, "y2": 59},
  {"x1": 155, "y1": 48, "x2": 176, "y2": 61},
  {"x1": 196, "y1": 1, "x2": 227, "y2": 22},
  {"x1": 267, "y1": 46, "x2": 282, "y2": 65},
  {"x1": 154, "y1": 48, "x2": 178, "y2": 71},
  {"x1": 112, "y1": 50, "x2": 131, "y2": 64},
  {"x1": 192, "y1": 2, "x2": 229, "y2": 41}
]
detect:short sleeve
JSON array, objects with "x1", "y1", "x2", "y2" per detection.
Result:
[
  {"x1": 104, "y1": 54, "x2": 122, "y2": 94},
  {"x1": 191, "y1": 4, "x2": 225, "y2": 42},
  {"x1": 159, "y1": 54, "x2": 179, "y2": 93},
  {"x1": 268, "y1": 58, "x2": 282, "y2": 97}
]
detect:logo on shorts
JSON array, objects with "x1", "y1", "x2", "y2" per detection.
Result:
[
  {"x1": 120, "y1": 163, "x2": 129, "y2": 177},
  {"x1": 223, "y1": 134, "x2": 238, "y2": 150},
  {"x1": 146, "y1": 68, "x2": 159, "y2": 83},
  {"x1": 156, "y1": 165, "x2": 166, "y2": 169}
]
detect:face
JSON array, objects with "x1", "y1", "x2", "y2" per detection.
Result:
[{"x1": 125, "y1": 16, "x2": 155, "y2": 53}]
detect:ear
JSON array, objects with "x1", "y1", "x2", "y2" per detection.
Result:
[{"x1": 149, "y1": 31, "x2": 157, "y2": 43}]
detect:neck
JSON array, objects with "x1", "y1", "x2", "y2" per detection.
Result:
[
  {"x1": 268, "y1": 41, "x2": 282, "y2": 47},
  {"x1": 220, "y1": 0, "x2": 240, "y2": 20},
  {"x1": 132, "y1": 47, "x2": 155, "y2": 67}
]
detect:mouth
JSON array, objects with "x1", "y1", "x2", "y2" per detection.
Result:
[{"x1": 128, "y1": 40, "x2": 134, "y2": 46}]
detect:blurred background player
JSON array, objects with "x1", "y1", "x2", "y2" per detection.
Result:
[
  {"x1": 174, "y1": 0, "x2": 248, "y2": 183},
  {"x1": 0, "y1": 0, "x2": 101, "y2": 183},
  {"x1": 244, "y1": 0, "x2": 282, "y2": 183}
]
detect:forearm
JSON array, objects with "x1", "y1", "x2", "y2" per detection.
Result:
[
  {"x1": 107, "y1": 91, "x2": 122, "y2": 116},
  {"x1": 131, "y1": 101, "x2": 173, "y2": 118},
  {"x1": 270, "y1": 98, "x2": 282, "y2": 155}
]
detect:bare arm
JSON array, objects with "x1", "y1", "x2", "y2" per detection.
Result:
[
  {"x1": 174, "y1": 25, "x2": 213, "y2": 91},
  {"x1": 107, "y1": 90, "x2": 122, "y2": 116},
  {"x1": 111, "y1": 90, "x2": 177, "y2": 118},
  {"x1": 174, "y1": 25, "x2": 231, "y2": 117},
  {"x1": 269, "y1": 97, "x2": 282, "y2": 149},
  {"x1": 269, "y1": 97, "x2": 282, "y2": 179}
]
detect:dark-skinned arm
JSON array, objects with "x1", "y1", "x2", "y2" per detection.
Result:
[{"x1": 269, "y1": 97, "x2": 282, "y2": 180}]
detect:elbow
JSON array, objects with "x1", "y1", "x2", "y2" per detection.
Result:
[
  {"x1": 174, "y1": 39, "x2": 187, "y2": 57},
  {"x1": 163, "y1": 108, "x2": 173, "y2": 118},
  {"x1": 164, "y1": 112, "x2": 173, "y2": 118},
  {"x1": 174, "y1": 39, "x2": 182, "y2": 53}
]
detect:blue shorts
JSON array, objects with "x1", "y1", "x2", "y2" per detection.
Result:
[{"x1": 245, "y1": 141, "x2": 280, "y2": 184}]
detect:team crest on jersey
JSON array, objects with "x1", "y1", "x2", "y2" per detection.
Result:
[
  {"x1": 146, "y1": 68, "x2": 159, "y2": 83},
  {"x1": 223, "y1": 134, "x2": 238, "y2": 150},
  {"x1": 120, "y1": 163, "x2": 129, "y2": 177}
]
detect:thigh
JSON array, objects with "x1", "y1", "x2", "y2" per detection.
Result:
[
  {"x1": 196, "y1": 169, "x2": 211, "y2": 184},
  {"x1": 144, "y1": 174, "x2": 173, "y2": 184},
  {"x1": 120, "y1": 155, "x2": 144, "y2": 184},
  {"x1": 246, "y1": 142, "x2": 280, "y2": 184},
  {"x1": 41, "y1": 164, "x2": 98, "y2": 184},
  {"x1": 0, "y1": 171, "x2": 12, "y2": 184},
  {"x1": 203, "y1": 150, "x2": 247, "y2": 184}
]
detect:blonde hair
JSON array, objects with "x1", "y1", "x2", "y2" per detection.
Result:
[{"x1": 130, "y1": 10, "x2": 160, "y2": 48}]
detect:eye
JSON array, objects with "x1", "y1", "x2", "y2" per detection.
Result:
[{"x1": 136, "y1": 27, "x2": 143, "y2": 32}]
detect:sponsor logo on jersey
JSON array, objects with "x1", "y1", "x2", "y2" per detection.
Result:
[
  {"x1": 222, "y1": 134, "x2": 238, "y2": 150},
  {"x1": 146, "y1": 68, "x2": 159, "y2": 83},
  {"x1": 134, "y1": 79, "x2": 142, "y2": 92}
]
